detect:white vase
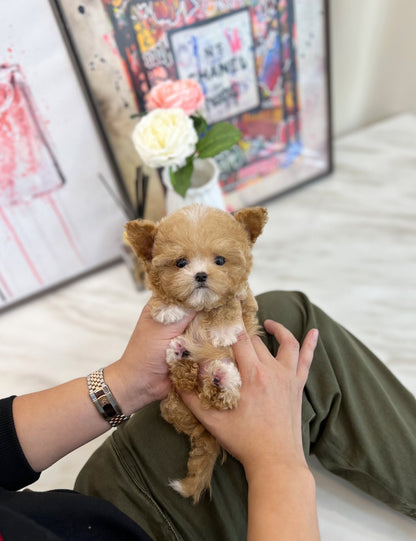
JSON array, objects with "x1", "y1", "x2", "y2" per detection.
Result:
[{"x1": 162, "y1": 158, "x2": 225, "y2": 214}]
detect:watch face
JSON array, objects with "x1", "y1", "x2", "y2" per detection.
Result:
[
  {"x1": 96, "y1": 390, "x2": 117, "y2": 418},
  {"x1": 102, "y1": 402, "x2": 116, "y2": 418}
]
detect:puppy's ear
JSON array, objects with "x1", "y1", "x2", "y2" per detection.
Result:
[
  {"x1": 234, "y1": 207, "x2": 268, "y2": 244},
  {"x1": 124, "y1": 219, "x2": 157, "y2": 261}
]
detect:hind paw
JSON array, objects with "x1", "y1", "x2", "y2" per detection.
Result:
[{"x1": 199, "y1": 359, "x2": 241, "y2": 410}]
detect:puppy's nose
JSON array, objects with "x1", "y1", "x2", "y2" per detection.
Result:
[{"x1": 195, "y1": 272, "x2": 208, "y2": 283}]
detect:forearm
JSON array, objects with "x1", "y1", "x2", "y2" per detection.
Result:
[
  {"x1": 9, "y1": 302, "x2": 194, "y2": 476},
  {"x1": 12, "y1": 361, "x2": 153, "y2": 473},
  {"x1": 247, "y1": 465, "x2": 320, "y2": 541}
]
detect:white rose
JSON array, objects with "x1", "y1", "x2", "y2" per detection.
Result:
[{"x1": 131, "y1": 108, "x2": 198, "y2": 169}]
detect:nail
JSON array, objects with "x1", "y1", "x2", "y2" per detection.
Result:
[{"x1": 311, "y1": 329, "x2": 319, "y2": 346}]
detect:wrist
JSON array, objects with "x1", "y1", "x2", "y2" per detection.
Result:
[
  {"x1": 246, "y1": 462, "x2": 319, "y2": 541},
  {"x1": 103, "y1": 361, "x2": 159, "y2": 417},
  {"x1": 87, "y1": 368, "x2": 130, "y2": 427},
  {"x1": 244, "y1": 457, "x2": 311, "y2": 486}
]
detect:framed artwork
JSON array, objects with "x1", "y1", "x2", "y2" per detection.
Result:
[
  {"x1": 0, "y1": 1, "x2": 127, "y2": 311},
  {"x1": 168, "y1": 8, "x2": 261, "y2": 124},
  {"x1": 52, "y1": 0, "x2": 332, "y2": 214}
]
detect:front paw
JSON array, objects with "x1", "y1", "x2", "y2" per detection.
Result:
[
  {"x1": 152, "y1": 305, "x2": 190, "y2": 324},
  {"x1": 166, "y1": 336, "x2": 191, "y2": 366},
  {"x1": 209, "y1": 323, "x2": 243, "y2": 347},
  {"x1": 199, "y1": 359, "x2": 241, "y2": 410}
]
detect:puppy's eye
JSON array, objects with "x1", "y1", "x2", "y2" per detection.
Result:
[
  {"x1": 176, "y1": 258, "x2": 188, "y2": 268},
  {"x1": 214, "y1": 256, "x2": 226, "y2": 266}
]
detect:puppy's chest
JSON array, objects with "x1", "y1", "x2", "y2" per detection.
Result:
[{"x1": 185, "y1": 311, "x2": 243, "y2": 348}]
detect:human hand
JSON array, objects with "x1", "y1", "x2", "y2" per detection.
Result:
[
  {"x1": 106, "y1": 301, "x2": 195, "y2": 415},
  {"x1": 181, "y1": 321, "x2": 318, "y2": 479}
]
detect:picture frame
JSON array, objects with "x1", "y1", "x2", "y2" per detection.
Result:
[
  {"x1": 52, "y1": 0, "x2": 332, "y2": 214},
  {"x1": 0, "y1": 1, "x2": 128, "y2": 311}
]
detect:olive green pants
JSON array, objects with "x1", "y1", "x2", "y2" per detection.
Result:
[{"x1": 75, "y1": 291, "x2": 416, "y2": 540}]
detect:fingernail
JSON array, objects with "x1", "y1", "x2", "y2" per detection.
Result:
[
  {"x1": 311, "y1": 329, "x2": 319, "y2": 345},
  {"x1": 263, "y1": 319, "x2": 275, "y2": 330}
]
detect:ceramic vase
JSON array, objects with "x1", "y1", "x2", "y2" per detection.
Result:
[{"x1": 162, "y1": 158, "x2": 225, "y2": 214}]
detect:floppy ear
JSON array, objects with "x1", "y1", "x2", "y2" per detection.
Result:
[
  {"x1": 234, "y1": 207, "x2": 268, "y2": 244},
  {"x1": 124, "y1": 219, "x2": 157, "y2": 261}
]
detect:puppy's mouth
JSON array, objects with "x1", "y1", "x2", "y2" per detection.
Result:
[
  {"x1": 188, "y1": 283, "x2": 220, "y2": 309},
  {"x1": 192, "y1": 282, "x2": 210, "y2": 297}
]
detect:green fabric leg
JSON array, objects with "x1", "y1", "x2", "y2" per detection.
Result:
[
  {"x1": 75, "y1": 291, "x2": 416, "y2": 541},
  {"x1": 257, "y1": 291, "x2": 416, "y2": 519}
]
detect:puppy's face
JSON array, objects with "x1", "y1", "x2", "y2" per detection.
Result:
[
  {"x1": 125, "y1": 204, "x2": 267, "y2": 311},
  {"x1": 150, "y1": 208, "x2": 249, "y2": 310}
]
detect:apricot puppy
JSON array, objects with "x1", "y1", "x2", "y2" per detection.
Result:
[{"x1": 125, "y1": 203, "x2": 267, "y2": 502}]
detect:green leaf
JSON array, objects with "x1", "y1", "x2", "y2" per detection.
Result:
[
  {"x1": 191, "y1": 112, "x2": 208, "y2": 136},
  {"x1": 169, "y1": 158, "x2": 194, "y2": 197},
  {"x1": 129, "y1": 111, "x2": 146, "y2": 120},
  {"x1": 197, "y1": 123, "x2": 242, "y2": 158}
]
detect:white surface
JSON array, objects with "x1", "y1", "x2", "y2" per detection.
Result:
[{"x1": 0, "y1": 114, "x2": 415, "y2": 539}]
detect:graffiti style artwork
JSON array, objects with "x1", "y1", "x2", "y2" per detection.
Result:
[
  {"x1": 55, "y1": 0, "x2": 331, "y2": 211},
  {"x1": 0, "y1": 2, "x2": 126, "y2": 310},
  {"x1": 168, "y1": 8, "x2": 260, "y2": 124}
]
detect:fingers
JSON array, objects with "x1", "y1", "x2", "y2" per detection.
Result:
[
  {"x1": 181, "y1": 390, "x2": 219, "y2": 429},
  {"x1": 263, "y1": 320, "x2": 300, "y2": 372},
  {"x1": 231, "y1": 330, "x2": 261, "y2": 380},
  {"x1": 251, "y1": 334, "x2": 274, "y2": 362},
  {"x1": 263, "y1": 320, "x2": 318, "y2": 381},
  {"x1": 172, "y1": 309, "x2": 196, "y2": 333},
  {"x1": 180, "y1": 390, "x2": 202, "y2": 416},
  {"x1": 140, "y1": 301, "x2": 196, "y2": 335},
  {"x1": 297, "y1": 328, "x2": 318, "y2": 385}
]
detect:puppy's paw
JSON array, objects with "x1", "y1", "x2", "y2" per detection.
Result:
[
  {"x1": 166, "y1": 336, "x2": 191, "y2": 366},
  {"x1": 199, "y1": 359, "x2": 241, "y2": 410},
  {"x1": 152, "y1": 305, "x2": 190, "y2": 324},
  {"x1": 209, "y1": 323, "x2": 243, "y2": 347}
]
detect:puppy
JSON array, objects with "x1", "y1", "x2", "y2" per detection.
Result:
[{"x1": 125, "y1": 203, "x2": 268, "y2": 503}]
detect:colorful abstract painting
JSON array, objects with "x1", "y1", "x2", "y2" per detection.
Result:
[
  {"x1": 54, "y1": 0, "x2": 331, "y2": 213},
  {"x1": 0, "y1": 1, "x2": 127, "y2": 310}
]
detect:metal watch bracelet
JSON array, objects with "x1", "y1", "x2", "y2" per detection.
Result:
[{"x1": 87, "y1": 368, "x2": 130, "y2": 428}]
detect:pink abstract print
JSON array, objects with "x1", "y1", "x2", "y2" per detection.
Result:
[
  {"x1": 0, "y1": 64, "x2": 85, "y2": 305},
  {"x1": 0, "y1": 2, "x2": 128, "y2": 311},
  {"x1": 0, "y1": 64, "x2": 65, "y2": 206}
]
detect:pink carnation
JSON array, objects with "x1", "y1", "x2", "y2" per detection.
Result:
[{"x1": 146, "y1": 79, "x2": 205, "y2": 116}]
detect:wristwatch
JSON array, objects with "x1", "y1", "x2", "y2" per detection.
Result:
[{"x1": 87, "y1": 368, "x2": 130, "y2": 428}]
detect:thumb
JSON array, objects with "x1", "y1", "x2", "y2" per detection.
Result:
[
  {"x1": 180, "y1": 390, "x2": 203, "y2": 415},
  {"x1": 180, "y1": 390, "x2": 220, "y2": 435},
  {"x1": 180, "y1": 390, "x2": 214, "y2": 423},
  {"x1": 170, "y1": 310, "x2": 196, "y2": 334}
]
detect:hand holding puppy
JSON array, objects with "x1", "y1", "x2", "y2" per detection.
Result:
[
  {"x1": 181, "y1": 321, "x2": 321, "y2": 540},
  {"x1": 105, "y1": 301, "x2": 195, "y2": 416},
  {"x1": 181, "y1": 321, "x2": 319, "y2": 478}
]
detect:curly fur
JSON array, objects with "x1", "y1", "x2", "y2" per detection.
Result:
[{"x1": 125, "y1": 203, "x2": 267, "y2": 503}]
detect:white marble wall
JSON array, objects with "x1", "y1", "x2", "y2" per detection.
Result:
[{"x1": 0, "y1": 114, "x2": 415, "y2": 540}]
